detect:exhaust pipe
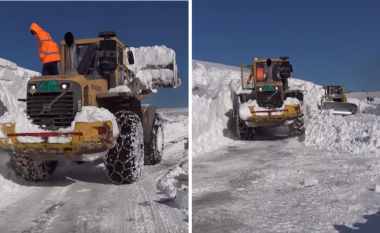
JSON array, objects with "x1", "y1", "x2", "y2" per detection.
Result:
[{"x1": 64, "y1": 32, "x2": 78, "y2": 75}]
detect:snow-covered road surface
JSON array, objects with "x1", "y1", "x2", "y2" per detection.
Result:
[
  {"x1": 0, "y1": 108, "x2": 188, "y2": 233},
  {"x1": 193, "y1": 139, "x2": 380, "y2": 233}
]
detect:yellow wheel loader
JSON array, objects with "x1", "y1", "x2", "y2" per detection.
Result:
[
  {"x1": 320, "y1": 86, "x2": 357, "y2": 116},
  {"x1": 0, "y1": 31, "x2": 179, "y2": 185},
  {"x1": 235, "y1": 56, "x2": 305, "y2": 140}
]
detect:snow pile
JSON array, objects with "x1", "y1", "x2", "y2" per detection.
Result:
[
  {"x1": 287, "y1": 77, "x2": 325, "y2": 113},
  {"x1": 192, "y1": 61, "x2": 241, "y2": 157},
  {"x1": 303, "y1": 111, "x2": 380, "y2": 154},
  {"x1": 239, "y1": 98, "x2": 301, "y2": 120},
  {"x1": 160, "y1": 111, "x2": 188, "y2": 143},
  {"x1": 156, "y1": 108, "x2": 188, "y2": 210},
  {"x1": 107, "y1": 85, "x2": 131, "y2": 93},
  {"x1": 0, "y1": 106, "x2": 119, "y2": 143},
  {"x1": 157, "y1": 160, "x2": 188, "y2": 209},
  {"x1": 346, "y1": 95, "x2": 380, "y2": 115},
  {"x1": 127, "y1": 46, "x2": 181, "y2": 89}
]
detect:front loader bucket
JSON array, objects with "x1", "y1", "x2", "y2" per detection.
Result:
[{"x1": 321, "y1": 102, "x2": 358, "y2": 116}]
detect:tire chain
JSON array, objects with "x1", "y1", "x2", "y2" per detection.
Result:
[
  {"x1": 236, "y1": 115, "x2": 255, "y2": 141},
  {"x1": 144, "y1": 113, "x2": 164, "y2": 165},
  {"x1": 104, "y1": 110, "x2": 144, "y2": 185},
  {"x1": 12, "y1": 153, "x2": 50, "y2": 181}
]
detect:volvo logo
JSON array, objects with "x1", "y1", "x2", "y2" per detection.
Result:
[{"x1": 91, "y1": 84, "x2": 101, "y2": 91}]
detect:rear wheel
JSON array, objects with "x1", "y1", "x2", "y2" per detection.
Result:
[
  {"x1": 144, "y1": 113, "x2": 164, "y2": 165},
  {"x1": 12, "y1": 153, "x2": 57, "y2": 181},
  {"x1": 104, "y1": 110, "x2": 144, "y2": 185}
]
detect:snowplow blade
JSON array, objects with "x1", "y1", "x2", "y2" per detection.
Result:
[
  {"x1": 0, "y1": 121, "x2": 115, "y2": 161},
  {"x1": 321, "y1": 102, "x2": 357, "y2": 115}
]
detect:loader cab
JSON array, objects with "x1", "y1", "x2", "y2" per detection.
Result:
[
  {"x1": 240, "y1": 57, "x2": 292, "y2": 91},
  {"x1": 60, "y1": 32, "x2": 134, "y2": 88},
  {"x1": 323, "y1": 86, "x2": 346, "y2": 102}
]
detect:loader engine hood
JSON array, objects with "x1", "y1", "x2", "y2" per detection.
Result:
[{"x1": 26, "y1": 78, "x2": 82, "y2": 130}]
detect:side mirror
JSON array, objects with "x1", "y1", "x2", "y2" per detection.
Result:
[{"x1": 127, "y1": 51, "x2": 134, "y2": 65}]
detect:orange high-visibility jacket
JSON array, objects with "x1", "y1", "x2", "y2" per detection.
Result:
[{"x1": 30, "y1": 23, "x2": 61, "y2": 64}]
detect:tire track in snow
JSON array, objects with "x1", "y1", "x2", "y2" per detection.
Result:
[
  {"x1": 0, "y1": 186, "x2": 68, "y2": 233},
  {"x1": 193, "y1": 139, "x2": 380, "y2": 233}
]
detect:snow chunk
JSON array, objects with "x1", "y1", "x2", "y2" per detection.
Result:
[
  {"x1": 0, "y1": 106, "x2": 119, "y2": 143},
  {"x1": 174, "y1": 184, "x2": 188, "y2": 209},
  {"x1": 127, "y1": 45, "x2": 181, "y2": 89},
  {"x1": 157, "y1": 160, "x2": 188, "y2": 209},
  {"x1": 302, "y1": 177, "x2": 319, "y2": 187},
  {"x1": 107, "y1": 85, "x2": 131, "y2": 93}
]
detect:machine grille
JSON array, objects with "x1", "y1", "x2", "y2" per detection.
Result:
[
  {"x1": 26, "y1": 92, "x2": 76, "y2": 130},
  {"x1": 256, "y1": 91, "x2": 283, "y2": 108}
]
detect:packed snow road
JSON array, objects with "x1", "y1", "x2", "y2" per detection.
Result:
[
  {"x1": 192, "y1": 138, "x2": 380, "y2": 233},
  {"x1": 0, "y1": 109, "x2": 188, "y2": 233}
]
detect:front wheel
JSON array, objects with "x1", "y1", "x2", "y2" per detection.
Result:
[
  {"x1": 12, "y1": 153, "x2": 57, "y2": 182},
  {"x1": 104, "y1": 110, "x2": 144, "y2": 185},
  {"x1": 236, "y1": 113, "x2": 255, "y2": 141},
  {"x1": 289, "y1": 112, "x2": 305, "y2": 137}
]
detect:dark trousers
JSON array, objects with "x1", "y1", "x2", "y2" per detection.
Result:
[{"x1": 42, "y1": 61, "x2": 59, "y2": 76}]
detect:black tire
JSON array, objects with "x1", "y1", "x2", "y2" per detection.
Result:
[
  {"x1": 144, "y1": 113, "x2": 164, "y2": 165},
  {"x1": 289, "y1": 112, "x2": 305, "y2": 137},
  {"x1": 104, "y1": 110, "x2": 144, "y2": 185},
  {"x1": 12, "y1": 153, "x2": 57, "y2": 182},
  {"x1": 236, "y1": 114, "x2": 255, "y2": 141}
]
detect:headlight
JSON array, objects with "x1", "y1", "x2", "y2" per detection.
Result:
[
  {"x1": 275, "y1": 86, "x2": 279, "y2": 90},
  {"x1": 61, "y1": 83, "x2": 69, "y2": 90},
  {"x1": 258, "y1": 87, "x2": 263, "y2": 92},
  {"x1": 30, "y1": 84, "x2": 36, "y2": 90}
]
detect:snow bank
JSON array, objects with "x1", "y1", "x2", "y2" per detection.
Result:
[
  {"x1": 192, "y1": 61, "x2": 241, "y2": 157},
  {"x1": 127, "y1": 46, "x2": 181, "y2": 89},
  {"x1": 0, "y1": 58, "x2": 40, "y2": 114},
  {"x1": 0, "y1": 106, "x2": 119, "y2": 143}
]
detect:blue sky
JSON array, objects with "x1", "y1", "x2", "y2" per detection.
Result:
[
  {"x1": 0, "y1": 1, "x2": 188, "y2": 108},
  {"x1": 193, "y1": 0, "x2": 380, "y2": 92}
]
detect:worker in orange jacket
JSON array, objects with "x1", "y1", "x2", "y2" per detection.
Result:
[{"x1": 30, "y1": 23, "x2": 61, "y2": 76}]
